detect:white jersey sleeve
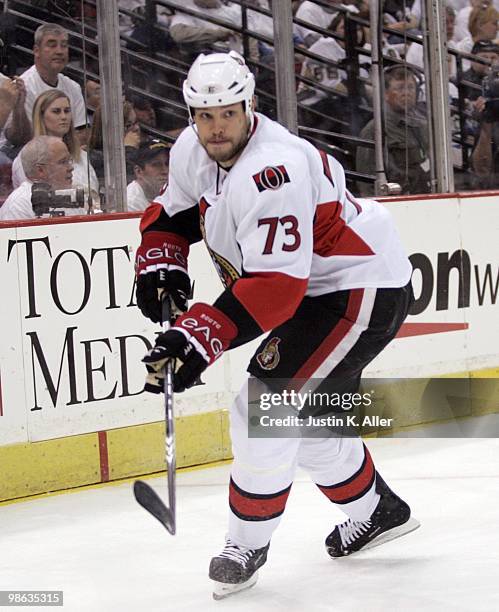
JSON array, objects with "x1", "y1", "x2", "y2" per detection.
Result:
[{"x1": 153, "y1": 127, "x2": 201, "y2": 216}]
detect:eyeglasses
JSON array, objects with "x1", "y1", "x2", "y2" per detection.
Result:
[
  {"x1": 54, "y1": 157, "x2": 74, "y2": 167},
  {"x1": 37, "y1": 157, "x2": 73, "y2": 168}
]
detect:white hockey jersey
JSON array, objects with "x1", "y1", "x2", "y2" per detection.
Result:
[{"x1": 152, "y1": 113, "x2": 411, "y2": 331}]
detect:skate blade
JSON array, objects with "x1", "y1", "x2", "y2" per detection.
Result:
[
  {"x1": 331, "y1": 517, "x2": 421, "y2": 559},
  {"x1": 212, "y1": 572, "x2": 258, "y2": 600}
]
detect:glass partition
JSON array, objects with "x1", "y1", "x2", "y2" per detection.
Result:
[{"x1": 0, "y1": 0, "x2": 498, "y2": 220}]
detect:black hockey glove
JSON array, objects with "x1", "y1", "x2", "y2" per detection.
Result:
[
  {"x1": 135, "y1": 231, "x2": 192, "y2": 323},
  {"x1": 143, "y1": 303, "x2": 237, "y2": 393}
]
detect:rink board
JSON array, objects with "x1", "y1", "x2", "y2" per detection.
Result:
[{"x1": 0, "y1": 193, "x2": 498, "y2": 501}]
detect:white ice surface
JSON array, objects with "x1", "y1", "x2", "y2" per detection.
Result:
[{"x1": 1, "y1": 438, "x2": 499, "y2": 612}]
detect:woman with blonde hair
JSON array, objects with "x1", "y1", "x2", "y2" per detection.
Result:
[
  {"x1": 456, "y1": 3, "x2": 499, "y2": 69},
  {"x1": 11, "y1": 89, "x2": 99, "y2": 196}
]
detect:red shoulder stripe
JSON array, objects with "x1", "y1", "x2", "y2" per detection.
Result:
[{"x1": 139, "y1": 202, "x2": 163, "y2": 233}]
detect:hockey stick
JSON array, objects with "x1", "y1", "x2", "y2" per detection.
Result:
[{"x1": 133, "y1": 296, "x2": 176, "y2": 535}]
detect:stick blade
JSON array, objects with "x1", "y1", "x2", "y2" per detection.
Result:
[{"x1": 133, "y1": 480, "x2": 176, "y2": 535}]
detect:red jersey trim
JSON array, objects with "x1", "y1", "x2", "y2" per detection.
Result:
[
  {"x1": 313, "y1": 201, "x2": 374, "y2": 257},
  {"x1": 232, "y1": 272, "x2": 308, "y2": 331},
  {"x1": 139, "y1": 202, "x2": 163, "y2": 233}
]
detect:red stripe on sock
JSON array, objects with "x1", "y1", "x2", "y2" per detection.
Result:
[
  {"x1": 318, "y1": 446, "x2": 375, "y2": 503},
  {"x1": 229, "y1": 480, "x2": 291, "y2": 519}
]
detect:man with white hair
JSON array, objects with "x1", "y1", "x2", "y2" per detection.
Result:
[
  {"x1": 135, "y1": 50, "x2": 419, "y2": 599},
  {"x1": 0, "y1": 135, "x2": 75, "y2": 220}
]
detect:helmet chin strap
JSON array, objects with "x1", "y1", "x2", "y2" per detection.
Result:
[
  {"x1": 189, "y1": 116, "x2": 199, "y2": 135},
  {"x1": 247, "y1": 108, "x2": 255, "y2": 135}
]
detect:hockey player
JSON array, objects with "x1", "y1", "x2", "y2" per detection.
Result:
[{"x1": 135, "y1": 51, "x2": 419, "y2": 599}]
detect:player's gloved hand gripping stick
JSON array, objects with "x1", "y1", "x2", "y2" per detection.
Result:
[{"x1": 133, "y1": 295, "x2": 177, "y2": 535}]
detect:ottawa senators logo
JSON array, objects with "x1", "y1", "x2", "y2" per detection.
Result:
[
  {"x1": 256, "y1": 337, "x2": 282, "y2": 370},
  {"x1": 212, "y1": 251, "x2": 240, "y2": 288},
  {"x1": 252, "y1": 165, "x2": 290, "y2": 193},
  {"x1": 199, "y1": 196, "x2": 240, "y2": 288}
]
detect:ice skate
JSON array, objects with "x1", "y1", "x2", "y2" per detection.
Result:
[
  {"x1": 209, "y1": 538, "x2": 269, "y2": 600},
  {"x1": 326, "y1": 474, "x2": 420, "y2": 558}
]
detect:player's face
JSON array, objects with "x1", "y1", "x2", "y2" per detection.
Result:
[
  {"x1": 43, "y1": 96, "x2": 72, "y2": 138},
  {"x1": 34, "y1": 33, "x2": 69, "y2": 74},
  {"x1": 193, "y1": 103, "x2": 250, "y2": 166}
]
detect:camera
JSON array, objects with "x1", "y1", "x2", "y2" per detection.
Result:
[
  {"x1": 482, "y1": 66, "x2": 499, "y2": 122},
  {"x1": 31, "y1": 182, "x2": 86, "y2": 217}
]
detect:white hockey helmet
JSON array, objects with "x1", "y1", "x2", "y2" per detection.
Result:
[{"x1": 183, "y1": 51, "x2": 255, "y2": 123}]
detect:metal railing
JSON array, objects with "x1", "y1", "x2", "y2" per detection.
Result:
[{"x1": 1, "y1": 0, "x2": 496, "y2": 208}]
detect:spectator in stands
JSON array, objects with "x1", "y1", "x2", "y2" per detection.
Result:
[
  {"x1": 356, "y1": 65, "x2": 430, "y2": 195},
  {"x1": 169, "y1": 0, "x2": 240, "y2": 60},
  {"x1": 0, "y1": 136, "x2": 82, "y2": 220},
  {"x1": 13, "y1": 24, "x2": 88, "y2": 144},
  {"x1": 352, "y1": 0, "x2": 370, "y2": 19},
  {"x1": 10, "y1": 90, "x2": 99, "y2": 202},
  {"x1": 127, "y1": 139, "x2": 169, "y2": 211},
  {"x1": 298, "y1": 12, "x2": 367, "y2": 130},
  {"x1": 0, "y1": 74, "x2": 31, "y2": 144},
  {"x1": 460, "y1": 39, "x2": 499, "y2": 99},
  {"x1": 118, "y1": 0, "x2": 173, "y2": 36},
  {"x1": 449, "y1": 0, "x2": 470, "y2": 13},
  {"x1": 0, "y1": 74, "x2": 31, "y2": 195},
  {"x1": 292, "y1": 0, "x2": 304, "y2": 15},
  {"x1": 130, "y1": 95, "x2": 158, "y2": 132},
  {"x1": 457, "y1": 39, "x2": 499, "y2": 159},
  {"x1": 454, "y1": 0, "x2": 498, "y2": 42},
  {"x1": 404, "y1": 6, "x2": 458, "y2": 102},
  {"x1": 0, "y1": 74, "x2": 31, "y2": 183},
  {"x1": 118, "y1": 0, "x2": 146, "y2": 36},
  {"x1": 85, "y1": 79, "x2": 101, "y2": 114},
  {"x1": 294, "y1": 0, "x2": 340, "y2": 47},
  {"x1": 88, "y1": 99, "x2": 141, "y2": 185},
  {"x1": 470, "y1": 101, "x2": 499, "y2": 187},
  {"x1": 363, "y1": 16, "x2": 403, "y2": 71},
  {"x1": 406, "y1": 6, "x2": 457, "y2": 76},
  {"x1": 456, "y1": 4, "x2": 499, "y2": 70},
  {"x1": 246, "y1": 0, "x2": 275, "y2": 61},
  {"x1": 132, "y1": 96, "x2": 170, "y2": 144},
  {"x1": 383, "y1": 0, "x2": 422, "y2": 43}
]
